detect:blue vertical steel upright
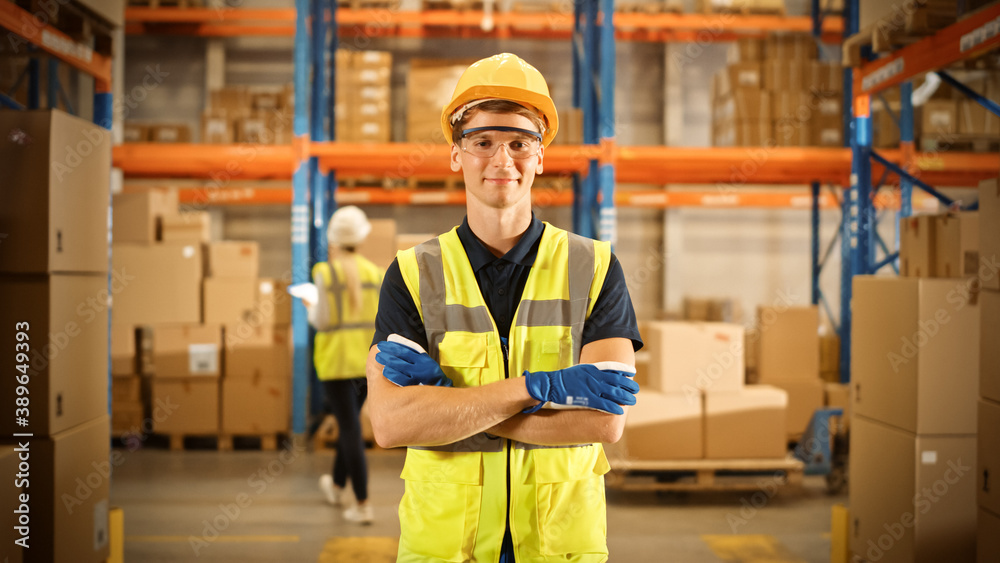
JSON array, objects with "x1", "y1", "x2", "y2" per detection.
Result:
[
  {"x1": 597, "y1": 0, "x2": 616, "y2": 244},
  {"x1": 899, "y1": 81, "x2": 914, "y2": 220},
  {"x1": 309, "y1": 0, "x2": 332, "y2": 419},
  {"x1": 291, "y1": 0, "x2": 312, "y2": 435},
  {"x1": 839, "y1": 0, "x2": 859, "y2": 384}
]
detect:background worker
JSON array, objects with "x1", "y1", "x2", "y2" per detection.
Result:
[
  {"x1": 307, "y1": 205, "x2": 382, "y2": 525},
  {"x1": 366, "y1": 53, "x2": 643, "y2": 562}
]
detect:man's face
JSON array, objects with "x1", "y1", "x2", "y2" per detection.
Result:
[{"x1": 450, "y1": 110, "x2": 544, "y2": 211}]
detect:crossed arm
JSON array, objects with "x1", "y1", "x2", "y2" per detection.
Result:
[{"x1": 365, "y1": 337, "x2": 635, "y2": 449}]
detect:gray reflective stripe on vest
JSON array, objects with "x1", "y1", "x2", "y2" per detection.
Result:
[
  {"x1": 318, "y1": 322, "x2": 375, "y2": 333},
  {"x1": 410, "y1": 433, "x2": 503, "y2": 453},
  {"x1": 325, "y1": 264, "x2": 379, "y2": 331},
  {"x1": 515, "y1": 441, "x2": 593, "y2": 451}
]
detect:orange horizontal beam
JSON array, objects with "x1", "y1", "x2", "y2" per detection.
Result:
[
  {"x1": 112, "y1": 143, "x2": 1000, "y2": 187},
  {"x1": 113, "y1": 144, "x2": 295, "y2": 179},
  {"x1": 0, "y1": 0, "x2": 112, "y2": 88},
  {"x1": 124, "y1": 7, "x2": 841, "y2": 42},
  {"x1": 854, "y1": 2, "x2": 1000, "y2": 95}
]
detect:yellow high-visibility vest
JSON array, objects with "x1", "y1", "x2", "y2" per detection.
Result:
[
  {"x1": 312, "y1": 255, "x2": 382, "y2": 381},
  {"x1": 395, "y1": 222, "x2": 613, "y2": 562}
]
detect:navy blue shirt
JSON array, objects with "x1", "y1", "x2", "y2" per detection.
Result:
[{"x1": 372, "y1": 214, "x2": 643, "y2": 353}]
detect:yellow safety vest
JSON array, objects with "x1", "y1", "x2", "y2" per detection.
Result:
[
  {"x1": 395, "y1": 222, "x2": 613, "y2": 563},
  {"x1": 312, "y1": 255, "x2": 382, "y2": 381}
]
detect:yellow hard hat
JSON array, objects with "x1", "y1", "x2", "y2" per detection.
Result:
[{"x1": 441, "y1": 53, "x2": 559, "y2": 147}]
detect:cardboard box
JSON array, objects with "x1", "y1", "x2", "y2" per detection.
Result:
[
  {"x1": 396, "y1": 233, "x2": 435, "y2": 252},
  {"x1": 0, "y1": 416, "x2": 112, "y2": 563},
  {"x1": 149, "y1": 123, "x2": 192, "y2": 143},
  {"x1": 0, "y1": 275, "x2": 108, "y2": 437},
  {"x1": 718, "y1": 63, "x2": 762, "y2": 95},
  {"x1": 111, "y1": 375, "x2": 142, "y2": 403},
  {"x1": 161, "y1": 212, "x2": 211, "y2": 243},
  {"x1": 772, "y1": 117, "x2": 812, "y2": 147},
  {"x1": 0, "y1": 110, "x2": 111, "y2": 274},
  {"x1": 704, "y1": 385, "x2": 787, "y2": 459},
  {"x1": 727, "y1": 37, "x2": 765, "y2": 63},
  {"x1": 407, "y1": 61, "x2": 470, "y2": 143},
  {"x1": 979, "y1": 399, "x2": 1000, "y2": 515},
  {"x1": 958, "y1": 99, "x2": 1000, "y2": 135},
  {"x1": 763, "y1": 60, "x2": 809, "y2": 92},
  {"x1": 111, "y1": 189, "x2": 178, "y2": 244},
  {"x1": 152, "y1": 324, "x2": 221, "y2": 377},
  {"x1": 357, "y1": 218, "x2": 398, "y2": 273},
  {"x1": 900, "y1": 214, "x2": 937, "y2": 278},
  {"x1": 618, "y1": 391, "x2": 703, "y2": 461},
  {"x1": 221, "y1": 376, "x2": 289, "y2": 434},
  {"x1": 921, "y1": 99, "x2": 958, "y2": 136},
  {"x1": 0, "y1": 446, "x2": 23, "y2": 563},
  {"x1": 720, "y1": 88, "x2": 771, "y2": 121},
  {"x1": 111, "y1": 325, "x2": 136, "y2": 376},
  {"x1": 756, "y1": 306, "x2": 820, "y2": 382},
  {"x1": 852, "y1": 276, "x2": 980, "y2": 435},
  {"x1": 682, "y1": 297, "x2": 734, "y2": 323},
  {"x1": 646, "y1": 321, "x2": 745, "y2": 394},
  {"x1": 111, "y1": 243, "x2": 202, "y2": 326},
  {"x1": 808, "y1": 61, "x2": 843, "y2": 94},
  {"x1": 983, "y1": 290, "x2": 1000, "y2": 404},
  {"x1": 765, "y1": 34, "x2": 818, "y2": 60},
  {"x1": 151, "y1": 377, "x2": 219, "y2": 434},
  {"x1": 225, "y1": 325, "x2": 290, "y2": 379},
  {"x1": 74, "y1": 0, "x2": 124, "y2": 27},
  {"x1": 770, "y1": 378, "x2": 825, "y2": 440},
  {"x1": 203, "y1": 277, "x2": 258, "y2": 325},
  {"x1": 849, "y1": 415, "x2": 976, "y2": 563},
  {"x1": 981, "y1": 178, "x2": 1000, "y2": 291},
  {"x1": 980, "y1": 507, "x2": 1000, "y2": 563},
  {"x1": 201, "y1": 110, "x2": 235, "y2": 144},
  {"x1": 122, "y1": 122, "x2": 148, "y2": 143},
  {"x1": 713, "y1": 119, "x2": 772, "y2": 146},
  {"x1": 824, "y1": 382, "x2": 850, "y2": 426},
  {"x1": 111, "y1": 400, "x2": 145, "y2": 435},
  {"x1": 633, "y1": 350, "x2": 650, "y2": 389},
  {"x1": 255, "y1": 278, "x2": 292, "y2": 326},
  {"x1": 820, "y1": 334, "x2": 841, "y2": 381},
  {"x1": 204, "y1": 241, "x2": 259, "y2": 279},
  {"x1": 209, "y1": 87, "x2": 252, "y2": 114},
  {"x1": 934, "y1": 212, "x2": 979, "y2": 279}
]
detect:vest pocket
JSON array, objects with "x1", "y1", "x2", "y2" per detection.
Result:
[
  {"x1": 438, "y1": 331, "x2": 491, "y2": 387},
  {"x1": 533, "y1": 446, "x2": 610, "y2": 556},
  {"x1": 399, "y1": 450, "x2": 483, "y2": 561}
]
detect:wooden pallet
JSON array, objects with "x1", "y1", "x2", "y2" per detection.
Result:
[
  {"x1": 842, "y1": 0, "x2": 958, "y2": 66},
  {"x1": 159, "y1": 433, "x2": 284, "y2": 451},
  {"x1": 422, "y1": 0, "x2": 484, "y2": 10},
  {"x1": 606, "y1": 457, "x2": 805, "y2": 493},
  {"x1": 128, "y1": 0, "x2": 203, "y2": 8},
  {"x1": 698, "y1": 0, "x2": 785, "y2": 16}
]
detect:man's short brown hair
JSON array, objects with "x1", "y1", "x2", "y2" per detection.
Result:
[{"x1": 450, "y1": 100, "x2": 547, "y2": 145}]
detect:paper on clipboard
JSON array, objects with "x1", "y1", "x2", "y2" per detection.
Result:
[{"x1": 287, "y1": 283, "x2": 318, "y2": 304}]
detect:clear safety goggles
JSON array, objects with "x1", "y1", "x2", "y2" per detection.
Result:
[{"x1": 460, "y1": 126, "x2": 542, "y2": 160}]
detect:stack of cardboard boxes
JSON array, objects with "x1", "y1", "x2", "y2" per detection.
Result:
[
  {"x1": 335, "y1": 50, "x2": 392, "y2": 143},
  {"x1": 749, "y1": 306, "x2": 826, "y2": 441},
  {"x1": 199, "y1": 84, "x2": 294, "y2": 145},
  {"x1": 110, "y1": 188, "x2": 292, "y2": 439},
  {"x1": 848, "y1": 210, "x2": 982, "y2": 560},
  {"x1": 977, "y1": 177, "x2": 1000, "y2": 563},
  {"x1": 407, "y1": 58, "x2": 474, "y2": 144},
  {"x1": 0, "y1": 109, "x2": 112, "y2": 563},
  {"x1": 712, "y1": 35, "x2": 842, "y2": 147},
  {"x1": 621, "y1": 321, "x2": 789, "y2": 461}
]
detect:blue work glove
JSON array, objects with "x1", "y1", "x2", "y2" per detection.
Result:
[
  {"x1": 522, "y1": 364, "x2": 639, "y2": 415},
  {"x1": 375, "y1": 340, "x2": 454, "y2": 387}
]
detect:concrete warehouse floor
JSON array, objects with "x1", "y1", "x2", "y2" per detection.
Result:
[{"x1": 111, "y1": 443, "x2": 842, "y2": 562}]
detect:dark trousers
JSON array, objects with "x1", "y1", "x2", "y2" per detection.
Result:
[{"x1": 323, "y1": 378, "x2": 369, "y2": 503}]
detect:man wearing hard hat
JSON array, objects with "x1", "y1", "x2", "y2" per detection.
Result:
[
  {"x1": 367, "y1": 53, "x2": 643, "y2": 562},
  {"x1": 308, "y1": 205, "x2": 382, "y2": 525}
]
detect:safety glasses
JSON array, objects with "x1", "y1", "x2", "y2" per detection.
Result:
[{"x1": 460, "y1": 126, "x2": 542, "y2": 160}]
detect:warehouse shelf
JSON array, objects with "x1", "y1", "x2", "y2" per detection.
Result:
[
  {"x1": 123, "y1": 7, "x2": 843, "y2": 42},
  {"x1": 0, "y1": 0, "x2": 113, "y2": 90},
  {"x1": 852, "y1": 1, "x2": 1000, "y2": 96},
  {"x1": 113, "y1": 143, "x2": 1000, "y2": 187}
]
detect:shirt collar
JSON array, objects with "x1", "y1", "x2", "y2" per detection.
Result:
[{"x1": 457, "y1": 213, "x2": 545, "y2": 272}]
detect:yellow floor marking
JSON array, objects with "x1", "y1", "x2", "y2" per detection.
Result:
[
  {"x1": 701, "y1": 534, "x2": 807, "y2": 563},
  {"x1": 126, "y1": 535, "x2": 299, "y2": 543},
  {"x1": 317, "y1": 537, "x2": 398, "y2": 563}
]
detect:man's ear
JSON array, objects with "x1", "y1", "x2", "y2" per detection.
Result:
[
  {"x1": 535, "y1": 145, "x2": 544, "y2": 175},
  {"x1": 450, "y1": 144, "x2": 462, "y2": 172}
]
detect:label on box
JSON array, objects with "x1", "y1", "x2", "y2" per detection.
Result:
[
  {"x1": 189, "y1": 344, "x2": 219, "y2": 375},
  {"x1": 819, "y1": 99, "x2": 839, "y2": 116},
  {"x1": 259, "y1": 280, "x2": 274, "y2": 295},
  {"x1": 929, "y1": 111, "x2": 952, "y2": 128},
  {"x1": 183, "y1": 245, "x2": 196, "y2": 259},
  {"x1": 921, "y1": 450, "x2": 938, "y2": 465},
  {"x1": 820, "y1": 129, "x2": 841, "y2": 144},
  {"x1": 94, "y1": 499, "x2": 109, "y2": 549},
  {"x1": 738, "y1": 71, "x2": 758, "y2": 86}
]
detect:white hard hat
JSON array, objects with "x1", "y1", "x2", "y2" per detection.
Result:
[{"x1": 328, "y1": 206, "x2": 371, "y2": 247}]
